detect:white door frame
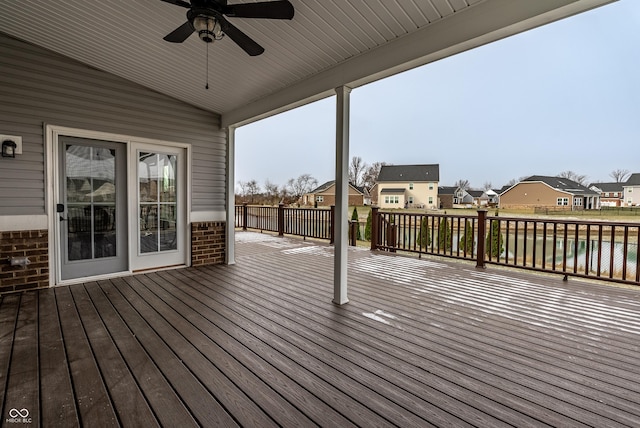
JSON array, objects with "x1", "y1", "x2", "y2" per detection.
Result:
[
  {"x1": 130, "y1": 143, "x2": 187, "y2": 271},
  {"x1": 46, "y1": 125, "x2": 192, "y2": 286}
]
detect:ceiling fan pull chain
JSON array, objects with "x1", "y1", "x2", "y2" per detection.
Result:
[{"x1": 205, "y1": 42, "x2": 209, "y2": 90}]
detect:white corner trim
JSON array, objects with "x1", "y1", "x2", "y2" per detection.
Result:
[{"x1": 0, "y1": 215, "x2": 48, "y2": 231}]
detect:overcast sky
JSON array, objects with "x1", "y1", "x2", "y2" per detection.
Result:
[{"x1": 235, "y1": 0, "x2": 639, "y2": 191}]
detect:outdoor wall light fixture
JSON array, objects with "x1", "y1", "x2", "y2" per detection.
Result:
[{"x1": 2, "y1": 140, "x2": 17, "y2": 158}]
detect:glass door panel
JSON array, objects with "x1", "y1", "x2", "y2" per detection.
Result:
[
  {"x1": 59, "y1": 137, "x2": 127, "y2": 280},
  {"x1": 138, "y1": 152, "x2": 178, "y2": 254}
]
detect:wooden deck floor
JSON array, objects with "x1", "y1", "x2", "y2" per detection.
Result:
[{"x1": 2, "y1": 231, "x2": 640, "y2": 427}]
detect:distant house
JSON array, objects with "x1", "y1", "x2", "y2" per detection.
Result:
[
  {"x1": 369, "y1": 183, "x2": 379, "y2": 206},
  {"x1": 486, "y1": 189, "x2": 500, "y2": 206},
  {"x1": 589, "y1": 182, "x2": 624, "y2": 207},
  {"x1": 467, "y1": 190, "x2": 488, "y2": 206},
  {"x1": 303, "y1": 180, "x2": 367, "y2": 207},
  {"x1": 623, "y1": 173, "x2": 640, "y2": 207},
  {"x1": 438, "y1": 186, "x2": 456, "y2": 209},
  {"x1": 438, "y1": 186, "x2": 472, "y2": 209},
  {"x1": 500, "y1": 175, "x2": 600, "y2": 210},
  {"x1": 376, "y1": 164, "x2": 439, "y2": 209}
]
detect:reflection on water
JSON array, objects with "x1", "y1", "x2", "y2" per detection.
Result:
[
  {"x1": 393, "y1": 226, "x2": 638, "y2": 279},
  {"x1": 501, "y1": 234, "x2": 637, "y2": 277}
]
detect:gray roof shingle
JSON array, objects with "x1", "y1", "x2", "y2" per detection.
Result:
[
  {"x1": 589, "y1": 182, "x2": 624, "y2": 193},
  {"x1": 438, "y1": 186, "x2": 457, "y2": 195},
  {"x1": 523, "y1": 175, "x2": 599, "y2": 196},
  {"x1": 625, "y1": 173, "x2": 640, "y2": 186},
  {"x1": 309, "y1": 180, "x2": 365, "y2": 195},
  {"x1": 377, "y1": 164, "x2": 439, "y2": 183}
]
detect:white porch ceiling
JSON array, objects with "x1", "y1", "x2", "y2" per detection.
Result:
[{"x1": 0, "y1": 0, "x2": 615, "y2": 127}]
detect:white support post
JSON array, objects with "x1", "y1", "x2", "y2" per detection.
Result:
[
  {"x1": 333, "y1": 86, "x2": 351, "y2": 305},
  {"x1": 226, "y1": 126, "x2": 236, "y2": 265}
]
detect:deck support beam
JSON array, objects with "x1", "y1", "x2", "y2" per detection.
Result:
[
  {"x1": 333, "y1": 85, "x2": 351, "y2": 305},
  {"x1": 226, "y1": 126, "x2": 236, "y2": 265}
]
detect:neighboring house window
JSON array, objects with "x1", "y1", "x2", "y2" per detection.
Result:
[
  {"x1": 316, "y1": 196, "x2": 324, "y2": 202},
  {"x1": 384, "y1": 196, "x2": 389, "y2": 204},
  {"x1": 394, "y1": 196, "x2": 399, "y2": 204},
  {"x1": 574, "y1": 198, "x2": 582, "y2": 206},
  {"x1": 557, "y1": 198, "x2": 569, "y2": 206},
  {"x1": 428, "y1": 197, "x2": 433, "y2": 204},
  {"x1": 629, "y1": 189, "x2": 633, "y2": 193},
  {"x1": 409, "y1": 183, "x2": 414, "y2": 190},
  {"x1": 605, "y1": 192, "x2": 610, "y2": 197},
  {"x1": 408, "y1": 197, "x2": 414, "y2": 204},
  {"x1": 429, "y1": 183, "x2": 434, "y2": 190}
]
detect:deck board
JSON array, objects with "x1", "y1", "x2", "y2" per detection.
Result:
[
  {"x1": 72, "y1": 283, "x2": 177, "y2": 427},
  {"x1": 1, "y1": 231, "x2": 640, "y2": 427},
  {"x1": 0, "y1": 294, "x2": 19, "y2": 421},
  {"x1": 132, "y1": 275, "x2": 356, "y2": 426},
  {"x1": 55, "y1": 286, "x2": 118, "y2": 426},
  {"x1": 183, "y1": 263, "x2": 571, "y2": 427},
  {"x1": 158, "y1": 268, "x2": 433, "y2": 427},
  {"x1": 4, "y1": 293, "x2": 39, "y2": 426},
  {"x1": 88, "y1": 280, "x2": 239, "y2": 428},
  {"x1": 38, "y1": 290, "x2": 79, "y2": 426},
  {"x1": 129, "y1": 272, "x2": 331, "y2": 427}
]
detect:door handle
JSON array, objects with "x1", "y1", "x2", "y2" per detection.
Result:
[{"x1": 57, "y1": 204, "x2": 67, "y2": 221}]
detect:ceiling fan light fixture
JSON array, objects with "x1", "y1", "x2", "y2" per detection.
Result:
[{"x1": 193, "y1": 15, "x2": 222, "y2": 43}]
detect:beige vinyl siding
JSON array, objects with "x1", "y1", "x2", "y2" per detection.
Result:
[
  {"x1": 0, "y1": 34, "x2": 225, "y2": 216},
  {"x1": 500, "y1": 182, "x2": 568, "y2": 209},
  {"x1": 378, "y1": 182, "x2": 438, "y2": 209}
]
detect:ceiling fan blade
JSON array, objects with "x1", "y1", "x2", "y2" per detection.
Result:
[
  {"x1": 224, "y1": 1, "x2": 294, "y2": 19},
  {"x1": 163, "y1": 21, "x2": 195, "y2": 43},
  {"x1": 160, "y1": 0, "x2": 191, "y2": 8},
  {"x1": 219, "y1": 17, "x2": 265, "y2": 56}
]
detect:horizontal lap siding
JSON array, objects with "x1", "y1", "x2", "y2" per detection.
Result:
[{"x1": 0, "y1": 34, "x2": 225, "y2": 216}]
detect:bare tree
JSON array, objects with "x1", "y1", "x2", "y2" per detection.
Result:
[
  {"x1": 237, "y1": 180, "x2": 248, "y2": 198},
  {"x1": 482, "y1": 181, "x2": 493, "y2": 191},
  {"x1": 287, "y1": 174, "x2": 318, "y2": 202},
  {"x1": 609, "y1": 169, "x2": 630, "y2": 183},
  {"x1": 506, "y1": 176, "x2": 528, "y2": 187},
  {"x1": 279, "y1": 186, "x2": 292, "y2": 204},
  {"x1": 264, "y1": 179, "x2": 280, "y2": 205},
  {"x1": 362, "y1": 161, "x2": 386, "y2": 190},
  {"x1": 348, "y1": 156, "x2": 367, "y2": 188},
  {"x1": 245, "y1": 179, "x2": 260, "y2": 204},
  {"x1": 455, "y1": 179, "x2": 470, "y2": 191},
  {"x1": 557, "y1": 170, "x2": 587, "y2": 186}
]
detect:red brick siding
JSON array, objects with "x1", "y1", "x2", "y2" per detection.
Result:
[
  {"x1": 191, "y1": 222, "x2": 226, "y2": 266},
  {"x1": 0, "y1": 230, "x2": 49, "y2": 294}
]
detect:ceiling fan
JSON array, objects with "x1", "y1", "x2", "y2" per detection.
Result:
[{"x1": 161, "y1": 0, "x2": 295, "y2": 56}]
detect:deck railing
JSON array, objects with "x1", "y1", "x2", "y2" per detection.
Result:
[
  {"x1": 235, "y1": 204, "x2": 640, "y2": 286},
  {"x1": 481, "y1": 214, "x2": 640, "y2": 284},
  {"x1": 236, "y1": 203, "x2": 334, "y2": 242}
]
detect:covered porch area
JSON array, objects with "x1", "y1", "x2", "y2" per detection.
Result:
[{"x1": 2, "y1": 231, "x2": 639, "y2": 426}]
